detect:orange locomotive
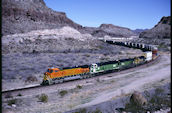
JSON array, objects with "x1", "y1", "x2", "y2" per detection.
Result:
[{"x1": 42, "y1": 66, "x2": 89, "y2": 85}]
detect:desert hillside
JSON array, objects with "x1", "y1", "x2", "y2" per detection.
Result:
[
  {"x1": 2, "y1": 0, "x2": 82, "y2": 36},
  {"x1": 139, "y1": 16, "x2": 171, "y2": 39},
  {"x1": 131, "y1": 16, "x2": 171, "y2": 51}
]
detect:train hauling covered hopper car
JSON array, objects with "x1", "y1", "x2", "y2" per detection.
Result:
[{"x1": 41, "y1": 42, "x2": 158, "y2": 85}]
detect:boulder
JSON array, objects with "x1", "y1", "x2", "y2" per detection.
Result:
[{"x1": 130, "y1": 91, "x2": 148, "y2": 106}]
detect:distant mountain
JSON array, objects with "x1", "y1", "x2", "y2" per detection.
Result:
[
  {"x1": 81, "y1": 24, "x2": 136, "y2": 38},
  {"x1": 98, "y1": 24, "x2": 136, "y2": 37},
  {"x1": 139, "y1": 16, "x2": 171, "y2": 39},
  {"x1": 132, "y1": 29, "x2": 149, "y2": 35}
]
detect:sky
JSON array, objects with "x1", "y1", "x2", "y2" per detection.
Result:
[{"x1": 44, "y1": 0, "x2": 170, "y2": 30}]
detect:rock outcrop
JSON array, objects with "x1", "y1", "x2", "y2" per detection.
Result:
[
  {"x1": 130, "y1": 91, "x2": 148, "y2": 106},
  {"x1": 139, "y1": 16, "x2": 171, "y2": 39}
]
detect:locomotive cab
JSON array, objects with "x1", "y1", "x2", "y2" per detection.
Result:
[
  {"x1": 42, "y1": 68, "x2": 60, "y2": 85},
  {"x1": 90, "y1": 64, "x2": 98, "y2": 73}
]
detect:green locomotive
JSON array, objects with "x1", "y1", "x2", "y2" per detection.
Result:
[{"x1": 90, "y1": 58, "x2": 136, "y2": 74}]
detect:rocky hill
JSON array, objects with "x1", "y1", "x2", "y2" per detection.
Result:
[
  {"x1": 2, "y1": 0, "x2": 136, "y2": 37},
  {"x1": 139, "y1": 16, "x2": 171, "y2": 39},
  {"x1": 130, "y1": 16, "x2": 171, "y2": 51},
  {"x1": 99, "y1": 24, "x2": 136, "y2": 37},
  {"x1": 82, "y1": 24, "x2": 136, "y2": 38},
  {"x1": 2, "y1": 0, "x2": 82, "y2": 36}
]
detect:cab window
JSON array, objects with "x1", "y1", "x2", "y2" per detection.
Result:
[
  {"x1": 50, "y1": 70, "x2": 53, "y2": 73},
  {"x1": 47, "y1": 69, "x2": 53, "y2": 73},
  {"x1": 55, "y1": 70, "x2": 58, "y2": 72}
]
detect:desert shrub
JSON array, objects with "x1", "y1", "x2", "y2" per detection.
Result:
[
  {"x1": 17, "y1": 93, "x2": 22, "y2": 96},
  {"x1": 97, "y1": 45, "x2": 104, "y2": 49},
  {"x1": 38, "y1": 35, "x2": 42, "y2": 38},
  {"x1": 110, "y1": 80, "x2": 115, "y2": 83},
  {"x1": 8, "y1": 99, "x2": 17, "y2": 106},
  {"x1": 5, "y1": 93, "x2": 13, "y2": 98},
  {"x1": 74, "y1": 108, "x2": 87, "y2": 113},
  {"x1": 92, "y1": 108, "x2": 102, "y2": 113},
  {"x1": 10, "y1": 76, "x2": 16, "y2": 79},
  {"x1": 25, "y1": 75, "x2": 38, "y2": 83},
  {"x1": 155, "y1": 87, "x2": 164, "y2": 94},
  {"x1": 125, "y1": 101, "x2": 145, "y2": 112},
  {"x1": 96, "y1": 78, "x2": 100, "y2": 82},
  {"x1": 32, "y1": 50, "x2": 38, "y2": 53},
  {"x1": 65, "y1": 37, "x2": 74, "y2": 41},
  {"x1": 100, "y1": 57, "x2": 109, "y2": 62},
  {"x1": 148, "y1": 91, "x2": 170, "y2": 110},
  {"x1": 144, "y1": 90, "x2": 150, "y2": 98},
  {"x1": 84, "y1": 54, "x2": 90, "y2": 57},
  {"x1": 76, "y1": 85, "x2": 82, "y2": 89},
  {"x1": 59, "y1": 90, "x2": 68, "y2": 97},
  {"x1": 104, "y1": 53, "x2": 108, "y2": 56},
  {"x1": 35, "y1": 95, "x2": 39, "y2": 98},
  {"x1": 158, "y1": 43, "x2": 167, "y2": 50},
  {"x1": 38, "y1": 93, "x2": 48, "y2": 103}
]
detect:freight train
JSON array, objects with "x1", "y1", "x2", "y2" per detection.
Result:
[{"x1": 41, "y1": 41, "x2": 158, "y2": 85}]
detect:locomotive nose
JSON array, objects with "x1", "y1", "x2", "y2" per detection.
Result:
[{"x1": 43, "y1": 72, "x2": 48, "y2": 80}]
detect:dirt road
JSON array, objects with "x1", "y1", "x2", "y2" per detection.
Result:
[{"x1": 77, "y1": 54, "x2": 170, "y2": 108}]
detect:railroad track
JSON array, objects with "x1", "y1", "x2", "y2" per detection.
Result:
[{"x1": 2, "y1": 55, "x2": 160, "y2": 96}]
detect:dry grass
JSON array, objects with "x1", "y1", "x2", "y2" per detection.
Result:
[
  {"x1": 25, "y1": 75, "x2": 38, "y2": 83},
  {"x1": 76, "y1": 85, "x2": 82, "y2": 89},
  {"x1": 5, "y1": 93, "x2": 13, "y2": 98},
  {"x1": 7, "y1": 99, "x2": 17, "y2": 106}
]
